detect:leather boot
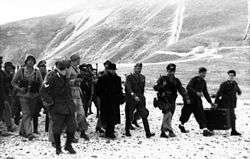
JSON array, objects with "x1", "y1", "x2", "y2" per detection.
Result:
[
  {"x1": 65, "y1": 133, "x2": 76, "y2": 154},
  {"x1": 231, "y1": 119, "x2": 241, "y2": 136},
  {"x1": 53, "y1": 133, "x2": 62, "y2": 155},
  {"x1": 142, "y1": 118, "x2": 155, "y2": 138}
]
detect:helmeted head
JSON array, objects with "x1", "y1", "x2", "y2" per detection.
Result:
[
  {"x1": 70, "y1": 54, "x2": 81, "y2": 66},
  {"x1": 24, "y1": 55, "x2": 36, "y2": 67}
]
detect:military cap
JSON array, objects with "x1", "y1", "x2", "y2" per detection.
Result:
[
  {"x1": 70, "y1": 54, "x2": 80, "y2": 61},
  {"x1": 108, "y1": 63, "x2": 117, "y2": 70},
  {"x1": 227, "y1": 70, "x2": 236, "y2": 76},
  {"x1": 103, "y1": 60, "x2": 112, "y2": 67},
  {"x1": 199, "y1": 67, "x2": 207, "y2": 73},
  {"x1": 166, "y1": 63, "x2": 176, "y2": 71},
  {"x1": 134, "y1": 63, "x2": 143, "y2": 68}
]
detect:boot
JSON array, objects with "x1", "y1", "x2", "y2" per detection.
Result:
[
  {"x1": 231, "y1": 119, "x2": 241, "y2": 136},
  {"x1": 178, "y1": 124, "x2": 189, "y2": 133},
  {"x1": 132, "y1": 120, "x2": 141, "y2": 128},
  {"x1": 33, "y1": 117, "x2": 39, "y2": 134},
  {"x1": 142, "y1": 118, "x2": 155, "y2": 138},
  {"x1": 80, "y1": 131, "x2": 89, "y2": 140},
  {"x1": 125, "y1": 129, "x2": 131, "y2": 137},
  {"x1": 169, "y1": 130, "x2": 176, "y2": 137},
  {"x1": 53, "y1": 133, "x2": 62, "y2": 155},
  {"x1": 96, "y1": 127, "x2": 105, "y2": 133},
  {"x1": 64, "y1": 133, "x2": 76, "y2": 154},
  {"x1": 160, "y1": 131, "x2": 168, "y2": 138}
]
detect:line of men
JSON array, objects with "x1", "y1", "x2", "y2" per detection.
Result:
[{"x1": 0, "y1": 55, "x2": 242, "y2": 155}]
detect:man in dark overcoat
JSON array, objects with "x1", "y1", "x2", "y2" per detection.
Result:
[
  {"x1": 125, "y1": 63, "x2": 155, "y2": 138},
  {"x1": 215, "y1": 70, "x2": 242, "y2": 136},
  {"x1": 96, "y1": 63, "x2": 123, "y2": 139}
]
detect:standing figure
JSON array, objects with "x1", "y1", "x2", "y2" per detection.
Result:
[
  {"x1": 12, "y1": 55, "x2": 43, "y2": 140},
  {"x1": 67, "y1": 54, "x2": 89, "y2": 140},
  {"x1": 43, "y1": 60, "x2": 77, "y2": 155},
  {"x1": 179, "y1": 67, "x2": 215, "y2": 136},
  {"x1": 96, "y1": 63, "x2": 124, "y2": 139},
  {"x1": 215, "y1": 70, "x2": 242, "y2": 136},
  {"x1": 153, "y1": 64, "x2": 190, "y2": 138},
  {"x1": 3, "y1": 62, "x2": 18, "y2": 132},
  {"x1": 125, "y1": 63, "x2": 155, "y2": 138}
]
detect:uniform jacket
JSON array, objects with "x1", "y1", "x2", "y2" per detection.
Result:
[
  {"x1": 125, "y1": 73, "x2": 145, "y2": 97},
  {"x1": 41, "y1": 70, "x2": 76, "y2": 115},
  {"x1": 215, "y1": 80, "x2": 241, "y2": 108}
]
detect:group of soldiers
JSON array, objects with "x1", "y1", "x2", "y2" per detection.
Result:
[{"x1": 0, "y1": 54, "x2": 242, "y2": 155}]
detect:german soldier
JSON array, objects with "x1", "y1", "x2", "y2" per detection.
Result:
[
  {"x1": 125, "y1": 63, "x2": 155, "y2": 138},
  {"x1": 153, "y1": 63, "x2": 190, "y2": 138}
]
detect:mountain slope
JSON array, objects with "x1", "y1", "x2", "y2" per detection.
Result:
[{"x1": 0, "y1": 0, "x2": 249, "y2": 65}]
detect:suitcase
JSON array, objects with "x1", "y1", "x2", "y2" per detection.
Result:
[{"x1": 204, "y1": 108, "x2": 231, "y2": 130}]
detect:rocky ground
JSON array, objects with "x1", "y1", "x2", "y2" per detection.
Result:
[{"x1": 0, "y1": 90, "x2": 250, "y2": 159}]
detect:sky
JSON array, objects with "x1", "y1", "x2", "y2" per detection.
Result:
[{"x1": 0, "y1": 0, "x2": 84, "y2": 25}]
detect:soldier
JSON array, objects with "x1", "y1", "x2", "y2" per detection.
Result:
[
  {"x1": 215, "y1": 70, "x2": 242, "y2": 136},
  {"x1": 125, "y1": 63, "x2": 155, "y2": 138},
  {"x1": 153, "y1": 63, "x2": 190, "y2": 138},
  {"x1": 37, "y1": 60, "x2": 49, "y2": 132},
  {"x1": 67, "y1": 54, "x2": 89, "y2": 140},
  {"x1": 96, "y1": 63, "x2": 124, "y2": 139},
  {"x1": 12, "y1": 55, "x2": 43, "y2": 140},
  {"x1": 42, "y1": 60, "x2": 77, "y2": 155},
  {"x1": 179, "y1": 67, "x2": 215, "y2": 136}
]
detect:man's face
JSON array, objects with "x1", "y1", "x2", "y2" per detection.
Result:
[
  {"x1": 228, "y1": 73, "x2": 235, "y2": 81},
  {"x1": 167, "y1": 70, "x2": 175, "y2": 76},
  {"x1": 134, "y1": 66, "x2": 142, "y2": 74},
  {"x1": 199, "y1": 72, "x2": 207, "y2": 78},
  {"x1": 39, "y1": 65, "x2": 47, "y2": 73},
  {"x1": 72, "y1": 58, "x2": 80, "y2": 66},
  {"x1": 26, "y1": 59, "x2": 35, "y2": 67}
]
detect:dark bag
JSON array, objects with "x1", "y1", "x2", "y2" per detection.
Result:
[
  {"x1": 204, "y1": 108, "x2": 231, "y2": 130},
  {"x1": 153, "y1": 97, "x2": 171, "y2": 113}
]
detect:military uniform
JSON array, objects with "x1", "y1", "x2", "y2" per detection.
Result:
[
  {"x1": 125, "y1": 71, "x2": 154, "y2": 137},
  {"x1": 42, "y1": 68, "x2": 77, "y2": 154},
  {"x1": 154, "y1": 74, "x2": 189, "y2": 136}
]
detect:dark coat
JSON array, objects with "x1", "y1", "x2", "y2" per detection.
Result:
[
  {"x1": 40, "y1": 70, "x2": 76, "y2": 115},
  {"x1": 96, "y1": 72, "x2": 123, "y2": 125},
  {"x1": 154, "y1": 75, "x2": 189, "y2": 113},
  {"x1": 186, "y1": 76, "x2": 212, "y2": 104},
  {"x1": 215, "y1": 80, "x2": 241, "y2": 109},
  {"x1": 0, "y1": 69, "x2": 8, "y2": 118}
]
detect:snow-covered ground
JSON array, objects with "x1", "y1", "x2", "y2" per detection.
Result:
[{"x1": 1, "y1": 90, "x2": 250, "y2": 159}]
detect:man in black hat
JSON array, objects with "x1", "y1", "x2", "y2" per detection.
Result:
[
  {"x1": 215, "y1": 70, "x2": 242, "y2": 136},
  {"x1": 125, "y1": 63, "x2": 155, "y2": 138},
  {"x1": 179, "y1": 67, "x2": 215, "y2": 136},
  {"x1": 154, "y1": 63, "x2": 190, "y2": 138},
  {"x1": 96, "y1": 63, "x2": 124, "y2": 139},
  {"x1": 41, "y1": 60, "x2": 77, "y2": 155}
]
